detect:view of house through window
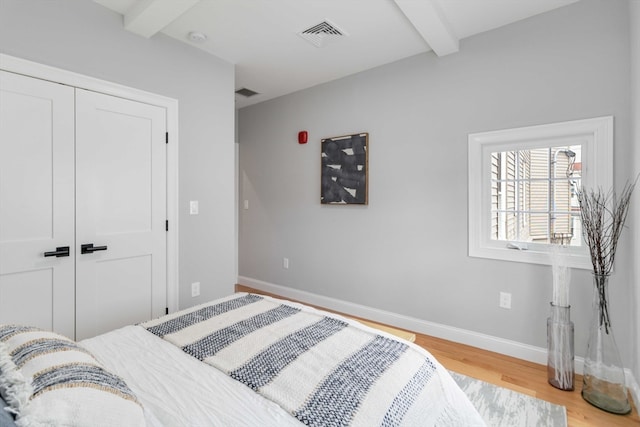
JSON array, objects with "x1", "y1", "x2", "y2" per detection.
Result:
[{"x1": 490, "y1": 145, "x2": 582, "y2": 246}]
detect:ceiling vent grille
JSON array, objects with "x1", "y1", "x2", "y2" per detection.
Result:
[
  {"x1": 235, "y1": 88, "x2": 259, "y2": 98},
  {"x1": 298, "y1": 20, "x2": 348, "y2": 48}
]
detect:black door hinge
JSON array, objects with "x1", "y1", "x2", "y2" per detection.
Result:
[
  {"x1": 166, "y1": 132, "x2": 169, "y2": 144},
  {"x1": 165, "y1": 307, "x2": 169, "y2": 315},
  {"x1": 165, "y1": 220, "x2": 169, "y2": 231}
]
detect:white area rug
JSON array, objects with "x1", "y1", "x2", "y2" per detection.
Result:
[{"x1": 450, "y1": 371, "x2": 567, "y2": 427}]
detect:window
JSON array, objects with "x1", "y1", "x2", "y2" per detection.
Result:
[
  {"x1": 491, "y1": 146, "x2": 581, "y2": 245},
  {"x1": 468, "y1": 116, "x2": 613, "y2": 268}
]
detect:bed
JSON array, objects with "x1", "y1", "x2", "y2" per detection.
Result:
[{"x1": 0, "y1": 292, "x2": 485, "y2": 426}]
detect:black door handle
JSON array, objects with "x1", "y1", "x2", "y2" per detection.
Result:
[
  {"x1": 44, "y1": 246, "x2": 70, "y2": 257},
  {"x1": 81, "y1": 243, "x2": 108, "y2": 254}
]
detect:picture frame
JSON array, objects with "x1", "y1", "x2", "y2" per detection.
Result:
[{"x1": 321, "y1": 132, "x2": 368, "y2": 205}]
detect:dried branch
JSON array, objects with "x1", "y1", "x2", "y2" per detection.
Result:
[{"x1": 576, "y1": 177, "x2": 637, "y2": 332}]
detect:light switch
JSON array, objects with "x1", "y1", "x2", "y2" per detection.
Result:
[
  {"x1": 243, "y1": 200, "x2": 249, "y2": 210},
  {"x1": 190, "y1": 200, "x2": 199, "y2": 215}
]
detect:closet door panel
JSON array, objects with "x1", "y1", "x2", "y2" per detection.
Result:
[
  {"x1": 93, "y1": 109, "x2": 153, "y2": 234},
  {"x1": 75, "y1": 89, "x2": 167, "y2": 340},
  {"x1": 0, "y1": 71, "x2": 75, "y2": 337},
  {"x1": 1, "y1": 88, "x2": 54, "y2": 241},
  {"x1": 0, "y1": 270, "x2": 53, "y2": 329},
  {"x1": 92, "y1": 255, "x2": 152, "y2": 331}
]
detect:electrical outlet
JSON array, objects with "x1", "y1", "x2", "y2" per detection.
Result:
[
  {"x1": 499, "y1": 292, "x2": 512, "y2": 309},
  {"x1": 190, "y1": 200, "x2": 199, "y2": 215},
  {"x1": 191, "y1": 282, "x2": 200, "y2": 297},
  {"x1": 283, "y1": 257, "x2": 289, "y2": 269}
]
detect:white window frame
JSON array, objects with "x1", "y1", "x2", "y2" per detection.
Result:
[{"x1": 468, "y1": 116, "x2": 613, "y2": 269}]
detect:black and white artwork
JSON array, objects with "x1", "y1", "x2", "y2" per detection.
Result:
[{"x1": 321, "y1": 132, "x2": 368, "y2": 205}]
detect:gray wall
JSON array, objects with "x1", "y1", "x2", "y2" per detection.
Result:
[
  {"x1": 631, "y1": 0, "x2": 640, "y2": 380},
  {"x1": 238, "y1": 0, "x2": 637, "y2": 371},
  {"x1": 0, "y1": 0, "x2": 237, "y2": 307}
]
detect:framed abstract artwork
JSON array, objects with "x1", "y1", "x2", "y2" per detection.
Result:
[{"x1": 321, "y1": 132, "x2": 368, "y2": 205}]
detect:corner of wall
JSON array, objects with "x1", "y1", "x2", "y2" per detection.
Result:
[
  {"x1": 630, "y1": 0, "x2": 640, "y2": 391},
  {"x1": 626, "y1": 368, "x2": 640, "y2": 415}
]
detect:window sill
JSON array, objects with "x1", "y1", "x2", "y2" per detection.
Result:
[{"x1": 469, "y1": 243, "x2": 592, "y2": 269}]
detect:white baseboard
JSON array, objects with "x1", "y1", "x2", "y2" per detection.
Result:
[
  {"x1": 237, "y1": 276, "x2": 582, "y2": 368},
  {"x1": 238, "y1": 276, "x2": 640, "y2": 411}
]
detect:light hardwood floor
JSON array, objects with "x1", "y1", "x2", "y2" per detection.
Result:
[{"x1": 236, "y1": 285, "x2": 639, "y2": 426}]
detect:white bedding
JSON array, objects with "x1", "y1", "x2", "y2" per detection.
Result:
[
  {"x1": 80, "y1": 293, "x2": 484, "y2": 426},
  {"x1": 81, "y1": 325, "x2": 300, "y2": 427}
]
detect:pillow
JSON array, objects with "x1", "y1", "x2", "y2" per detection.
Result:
[
  {"x1": 0, "y1": 394, "x2": 17, "y2": 427},
  {"x1": 0, "y1": 325, "x2": 145, "y2": 427}
]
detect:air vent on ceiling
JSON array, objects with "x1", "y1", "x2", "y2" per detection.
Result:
[
  {"x1": 235, "y1": 88, "x2": 259, "y2": 98},
  {"x1": 298, "y1": 20, "x2": 348, "y2": 48}
]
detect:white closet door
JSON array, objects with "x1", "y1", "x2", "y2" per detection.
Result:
[
  {"x1": 0, "y1": 71, "x2": 75, "y2": 337},
  {"x1": 75, "y1": 89, "x2": 167, "y2": 340}
]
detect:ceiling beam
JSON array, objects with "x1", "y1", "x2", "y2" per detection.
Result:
[
  {"x1": 394, "y1": 0, "x2": 459, "y2": 57},
  {"x1": 124, "y1": 0, "x2": 200, "y2": 38}
]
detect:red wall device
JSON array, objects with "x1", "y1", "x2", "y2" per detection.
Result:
[{"x1": 298, "y1": 131, "x2": 308, "y2": 144}]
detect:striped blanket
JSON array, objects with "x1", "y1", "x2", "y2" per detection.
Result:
[{"x1": 140, "y1": 293, "x2": 483, "y2": 427}]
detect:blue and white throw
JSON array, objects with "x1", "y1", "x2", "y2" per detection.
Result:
[{"x1": 141, "y1": 293, "x2": 484, "y2": 427}]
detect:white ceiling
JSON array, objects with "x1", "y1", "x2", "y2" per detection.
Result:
[{"x1": 94, "y1": 0, "x2": 580, "y2": 109}]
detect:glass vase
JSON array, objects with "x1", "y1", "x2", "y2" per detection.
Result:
[
  {"x1": 581, "y1": 273, "x2": 631, "y2": 414},
  {"x1": 547, "y1": 303, "x2": 574, "y2": 390}
]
